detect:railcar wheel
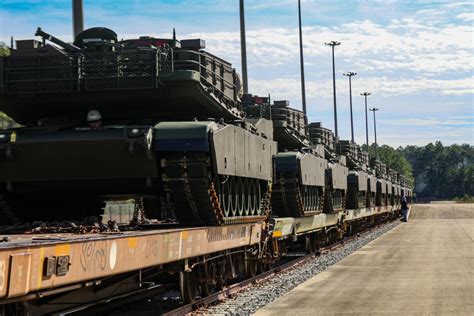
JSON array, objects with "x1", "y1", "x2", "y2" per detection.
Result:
[
  {"x1": 244, "y1": 252, "x2": 258, "y2": 278},
  {"x1": 198, "y1": 260, "x2": 216, "y2": 297},
  {"x1": 179, "y1": 271, "x2": 198, "y2": 303},
  {"x1": 305, "y1": 234, "x2": 316, "y2": 254}
]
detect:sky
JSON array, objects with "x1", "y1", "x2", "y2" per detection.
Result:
[{"x1": 0, "y1": 0, "x2": 472, "y2": 147}]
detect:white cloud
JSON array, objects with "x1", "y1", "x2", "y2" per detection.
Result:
[{"x1": 456, "y1": 13, "x2": 474, "y2": 21}]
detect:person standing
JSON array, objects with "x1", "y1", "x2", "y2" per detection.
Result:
[{"x1": 400, "y1": 192, "x2": 409, "y2": 222}]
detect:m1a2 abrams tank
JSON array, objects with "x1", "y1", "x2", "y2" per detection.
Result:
[
  {"x1": 0, "y1": 27, "x2": 277, "y2": 226},
  {"x1": 308, "y1": 123, "x2": 348, "y2": 213},
  {"x1": 247, "y1": 97, "x2": 347, "y2": 218},
  {"x1": 336, "y1": 140, "x2": 372, "y2": 209}
]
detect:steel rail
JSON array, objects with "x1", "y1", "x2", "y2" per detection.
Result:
[{"x1": 163, "y1": 218, "x2": 397, "y2": 316}]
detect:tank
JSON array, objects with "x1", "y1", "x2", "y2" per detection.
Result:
[
  {"x1": 0, "y1": 27, "x2": 277, "y2": 226},
  {"x1": 258, "y1": 96, "x2": 347, "y2": 218},
  {"x1": 308, "y1": 123, "x2": 348, "y2": 213},
  {"x1": 336, "y1": 140, "x2": 369, "y2": 209}
]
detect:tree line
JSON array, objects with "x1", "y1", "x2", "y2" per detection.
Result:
[
  {"x1": 401, "y1": 142, "x2": 473, "y2": 201},
  {"x1": 368, "y1": 142, "x2": 473, "y2": 201}
]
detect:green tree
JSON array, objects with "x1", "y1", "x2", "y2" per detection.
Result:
[
  {"x1": 0, "y1": 45, "x2": 10, "y2": 57},
  {"x1": 399, "y1": 142, "x2": 473, "y2": 200}
]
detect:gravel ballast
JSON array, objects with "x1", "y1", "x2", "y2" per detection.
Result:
[{"x1": 197, "y1": 220, "x2": 401, "y2": 315}]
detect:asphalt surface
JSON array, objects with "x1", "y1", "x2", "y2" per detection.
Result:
[{"x1": 255, "y1": 203, "x2": 474, "y2": 316}]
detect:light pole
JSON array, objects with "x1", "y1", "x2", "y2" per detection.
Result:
[
  {"x1": 343, "y1": 72, "x2": 356, "y2": 143},
  {"x1": 72, "y1": 0, "x2": 84, "y2": 38},
  {"x1": 369, "y1": 107, "x2": 379, "y2": 159},
  {"x1": 239, "y1": 0, "x2": 248, "y2": 94},
  {"x1": 298, "y1": 0, "x2": 307, "y2": 114},
  {"x1": 360, "y1": 92, "x2": 371, "y2": 151},
  {"x1": 325, "y1": 40, "x2": 341, "y2": 138}
]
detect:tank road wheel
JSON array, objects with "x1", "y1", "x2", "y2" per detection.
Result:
[
  {"x1": 243, "y1": 178, "x2": 250, "y2": 216},
  {"x1": 229, "y1": 177, "x2": 238, "y2": 217},
  {"x1": 221, "y1": 176, "x2": 232, "y2": 217},
  {"x1": 249, "y1": 179, "x2": 257, "y2": 215},
  {"x1": 179, "y1": 270, "x2": 198, "y2": 303},
  {"x1": 255, "y1": 180, "x2": 263, "y2": 215},
  {"x1": 236, "y1": 178, "x2": 244, "y2": 216}
]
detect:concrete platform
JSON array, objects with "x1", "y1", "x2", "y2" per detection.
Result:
[{"x1": 256, "y1": 203, "x2": 474, "y2": 315}]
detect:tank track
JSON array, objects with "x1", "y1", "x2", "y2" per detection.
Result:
[
  {"x1": 272, "y1": 172, "x2": 324, "y2": 217},
  {"x1": 0, "y1": 194, "x2": 20, "y2": 226},
  {"x1": 161, "y1": 152, "x2": 270, "y2": 226},
  {"x1": 327, "y1": 189, "x2": 346, "y2": 212},
  {"x1": 0, "y1": 193, "x2": 105, "y2": 226}
]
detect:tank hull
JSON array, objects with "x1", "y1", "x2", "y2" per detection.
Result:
[
  {"x1": 155, "y1": 121, "x2": 277, "y2": 226},
  {"x1": 272, "y1": 151, "x2": 327, "y2": 217}
]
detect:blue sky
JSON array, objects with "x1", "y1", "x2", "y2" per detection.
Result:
[{"x1": 0, "y1": 0, "x2": 472, "y2": 147}]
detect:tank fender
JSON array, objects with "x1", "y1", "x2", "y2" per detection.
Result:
[
  {"x1": 211, "y1": 125, "x2": 276, "y2": 181},
  {"x1": 154, "y1": 121, "x2": 215, "y2": 152},
  {"x1": 368, "y1": 174, "x2": 377, "y2": 193},
  {"x1": 347, "y1": 170, "x2": 369, "y2": 191},
  {"x1": 298, "y1": 152, "x2": 326, "y2": 186},
  {"x1": 273, "y1": 152, "x2": 299, "y2": 173},
  {"x1": 329, "y1": 162, "x2": 348, "y2": 190},
  {"x1": 377, "y1": 178, "x2": 387, "y2": 194}
]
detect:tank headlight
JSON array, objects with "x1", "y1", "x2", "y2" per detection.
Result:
[
  {"x1": 0, "y1": 134, "x2": 8, "y2": 143},
  {"x1": 128, "y1": 128, "x2": 144, "y2": 138}
]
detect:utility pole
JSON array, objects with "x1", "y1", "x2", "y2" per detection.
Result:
[
  {"x1": 298, "y1": 0, "x2": 307, "y2": 114},
  {"x1": 360, "y1": 92, "x2": 371, "y2": 151},
  {"x1": 343, "y1": 72, "x2": 357, "y2": 143},
  {"x1": 239, "y1": 0, "x2": 248, "y2": 94},
  {"x1": 369, "y1": 107, "x2": 379, "y2": 159},
  {"x1": 72, "y1": 0, "x2": 84, "y2": 38},
  {"x1": 325, "y1": 41, "x2": 341, "y2": 138}
]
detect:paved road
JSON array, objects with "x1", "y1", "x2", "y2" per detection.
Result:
[{"x1": 256, "y1": 204, "x2": 474, "y2": 316}]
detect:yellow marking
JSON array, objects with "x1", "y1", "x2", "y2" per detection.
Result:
[
  {"x1": 37, "y1": 247, "x2": 45, "y2": 289},
  {"x1": 181, "y1": 231, "x2": 189, "y2": 240},
  {"x1": 128, "y1": 237, "x2": 138, "y2": 249},
  {"x1": 10, "y1": 132, "x2": 17, "y2": 142},
  {"x1": 54, "y1": 244, "x2": 70, "y2": 256},
  {"x1": 272, "y1": 231, "x2": 282, "y2": 237}
]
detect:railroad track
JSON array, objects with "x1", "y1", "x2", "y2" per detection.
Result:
[{"x1": 163, "y1": 219, "x2": 399, "y2": 316}]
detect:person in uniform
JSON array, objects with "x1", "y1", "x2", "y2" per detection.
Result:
[
  {"x1": 400, "y1": 192, "x2": 409, "y2": 222},
  {"x1": 87, "y1": 110, "x2": 102, "y2": 130}
]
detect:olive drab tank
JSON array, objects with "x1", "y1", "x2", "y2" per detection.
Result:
[
  {"x1": 259, "y1": 96, "x2": 347, "y2": 217},
  {"x1": 336, "y1": 140, "x2": 370, "y2": 209},
  {"x1": 308, "y1": 123, "x2": 348, "y2": 213},
  {"x1": 0, "y1": 27, "x2": 276, "y2": 226}
]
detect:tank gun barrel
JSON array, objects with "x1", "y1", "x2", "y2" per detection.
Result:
[{"x1": 35, "y1": 27, "x2": 81, "y2": 53}]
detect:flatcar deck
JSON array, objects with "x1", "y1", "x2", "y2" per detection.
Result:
[{"x1": 0, "y1": 222, "x2": 263, "y2": 300}]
